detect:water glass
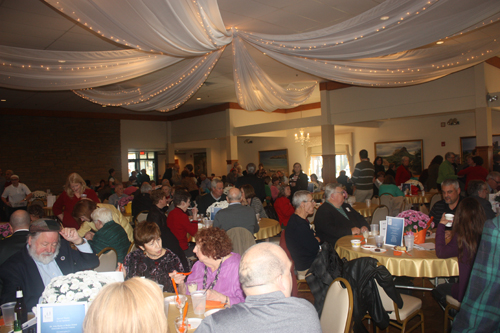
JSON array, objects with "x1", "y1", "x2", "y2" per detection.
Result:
[
  {"x1": 365, "y1": 199, "x2": 371, "y2": 207},
  {"x1": 404, "y1": 234, "x2": 414, "y2": 251},
  {"x1": 375, "y1": 235, "x2": 384, "y2": 248},
  {"x1": 1, "y1": 302, "x2": 16, "y2": 327},
  {"x1": 163, "y1": 297, "x2": 170, "y2": 318},
  {"x1": 175, "y1": 317, "x2": 189, "y2": 333},
  {"x1": 191, "y1": 291, "x2": 207, "y2": 315},
  {"x1": 371, "y1": 224, "x2": 379, "y2": 236}
]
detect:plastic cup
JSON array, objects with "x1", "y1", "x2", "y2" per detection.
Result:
[
  {"x1": 404, "y1": 234, "x2": 414, "y2": 251},
  {"x1": 445, "y1": 214, "x2": 454, "y2": 221},
  {"x1": 371, "y1": 224, "x2": 379, "y2": 236},
  {"x1": 365, "y1": 199, "x2": 371, "y2": 207},
  {"x1": 187, "y1": 281, "x2": 198, "y2": 294},
  {"x1": 375, "y1": 235, "x2": 384, "y2": 248},
  {"x1": 81, "y1": 194, "x2": 87, "y2": 199},
  {"x1": 191, "y1": 291, "x2": 207, "y2": 315},
  {"x1": 350, "y1": 239, "x2": 361, "y2": 248},
  {"x1": 163, "y1": 297, "x2": 170, "y2": 318},
  {"x1": 157, "y1": 284, "x2": 164, "y2": 292},
  {"x1": 1, "y1": 302, "x2": 16, "y2": 327}
]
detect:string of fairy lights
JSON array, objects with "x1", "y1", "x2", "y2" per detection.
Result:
[{"x1": 1, "y1": 0, "x2": 499, "y2": 111}]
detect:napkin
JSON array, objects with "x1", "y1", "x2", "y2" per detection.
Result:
[{"x1": 205, "y1": 300, "x2": 225, "y2": 309}]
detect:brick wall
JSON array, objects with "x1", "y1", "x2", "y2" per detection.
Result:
[{"x1": 0, "y1": 115, "x2": 121, "y2": 195}]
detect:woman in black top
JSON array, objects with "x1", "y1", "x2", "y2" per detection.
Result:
[
  {"x1": 289, "y1": 162, "x2": 309, "y2": 197},
  {"x1": 374, "y1": 156, "x2": 385, "y2": 175}
]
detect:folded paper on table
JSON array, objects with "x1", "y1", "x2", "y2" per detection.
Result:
[
  {"x1": 413, "y1": 243, "x2": 436, "y2": 251},
  {"x1": 46, "y1": 195, "x2": 56, "y2": 207},
  {"x1": 205, "y1": 300, "x2": 225, "y2": 309}
]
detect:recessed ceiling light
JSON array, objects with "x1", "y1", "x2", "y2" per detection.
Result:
[
  {"x1": 380, "y1": 16, "x2": 390, "y2": 20},
  {"x1": 436, "y1": 41, "x2": 444, "y2": 44},
  {"x1": 196, "y1": 97, "x2": 201, "y2": 100},
  {"x1": 58, "y1": 60, "x2": 66, "y2": 63},
  {"x1": 0, "y1": 99, "x2": 6, "y2": 102},
  {"x1": 102, "y1": 105, "x2": 107, "y2": 107}
]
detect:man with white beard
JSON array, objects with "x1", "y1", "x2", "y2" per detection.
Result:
[{"x1": 0, "y1": 219, "x2": 99, "y2": 309}]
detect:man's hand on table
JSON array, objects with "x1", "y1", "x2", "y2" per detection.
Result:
[
  {"x1": 360, "y1": 226, "x2": 369, "y2": 233},
  {"x1": 351, "y1": 227, "x2": 361, "y2": 235}
]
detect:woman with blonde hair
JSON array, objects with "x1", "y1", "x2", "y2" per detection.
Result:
[
  {"x1": 83, "y1": 278, "x2": 168, "y2": 333},
  {"x1": 53, "y1": 172, "x2": 100, "y2": 229}
]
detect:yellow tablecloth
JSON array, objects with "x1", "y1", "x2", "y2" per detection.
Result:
[
  {"x1": 312, "y1": 191, "x2": 324, "y2": 201},
  {"x1": 350, "y1": 202, "x2": 380, "y2": 218},
  {"x1": 254, "y1": 218, "x2": 281, "y2": 240},
  {"x1": 335, "y1": 235, "x2": 458, "y2": 278},
  {"x1": 404, "y1": 192, "x2": 435, "y2": 204}
]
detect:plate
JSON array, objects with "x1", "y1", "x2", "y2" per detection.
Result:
[
  {"x1": 370, "y1": 248, "x2": 387, "y2": 253},
  {"x1": 204, "y1": 309, "x2": 222, "y2": 317},
  {"x1": 361, "y1": 245, "x2": 376, "y2": 250},
  {"x1": 187, "y1": 318, "x2": 202, "y2": 329}
]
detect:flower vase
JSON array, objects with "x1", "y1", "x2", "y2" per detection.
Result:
[{"x1": 413, "y1": 229, "x2": 427, "y2": 244}]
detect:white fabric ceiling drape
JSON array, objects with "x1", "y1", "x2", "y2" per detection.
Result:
[{"x1": 0, "y1": 0, "x2": 499, "y2": 112}]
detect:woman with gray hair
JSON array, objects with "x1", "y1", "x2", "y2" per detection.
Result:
[
  {"x1": 284, "y1": 190, "x2": 320, "y2": 277},
  {"x1": 88, "y1": 207, "x2": 130, "y2": 263}
]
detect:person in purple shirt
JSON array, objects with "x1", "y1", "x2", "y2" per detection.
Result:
[
  {"x1": 183, "y1": 227, "x2": 245, "y2": 306},
  {"x1": 433, "y1": 197, "x2": 486, "y2": 309}
]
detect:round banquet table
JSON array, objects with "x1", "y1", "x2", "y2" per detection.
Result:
[
  {"x1": 254, "y1": 218, "x2": 281, "y2": 240},
  {"x1": 335, "y1": 235, "x2": 458, "y2": 278},
  {"x1": 350, "y1": 202, "x2": 380, "y2": 218}
]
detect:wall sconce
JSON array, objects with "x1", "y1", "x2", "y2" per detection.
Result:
[{"x1": 447, "y1": 118, "x2": 460, "y2": 125}]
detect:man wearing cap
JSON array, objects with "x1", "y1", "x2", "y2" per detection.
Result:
[
  {"x1": 0, "y1": 219, "x2": 99, "y2": 309},
  {"x1": 1, "y1": 174, "x2": 32, "y2": 220}
]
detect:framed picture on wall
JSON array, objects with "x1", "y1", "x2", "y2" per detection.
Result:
[
  {"x1": 193, "y1": 152, "x2": 207, "y2": 176},
  {"x1": 259, "y1": 149, "x2": 289, "y2": 175},
  {"x1": 374, "y1": 140, "x2": 423, "y2": 172},
  {"x1": 460, "y1": 135, "x2": 500, "y2": 159}
]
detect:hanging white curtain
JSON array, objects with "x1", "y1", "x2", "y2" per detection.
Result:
[
  {"x1": 232, "y1": 34, "x2": 316, "y2": 112},
  {"x1": 0, "y1": 46, "x2": 183, "y2": 90},
  {"x1": 44, "y1": 0, "x2": 232, "y2": 56},
  {"x1": 74, "y1": 49, "x2": 224, "y2": 112},
  {"x1": 0, "y1": 0, "x2": 498, "y2": 112}
]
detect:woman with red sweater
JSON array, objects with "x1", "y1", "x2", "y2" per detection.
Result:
[
  {"x1": 53, "y1": 173, "x2": 100, "y2": 229},
  {"x1": 274, "y1": 185, "x2": 295, "y2": 228},
  {"x1": 458, "y1": 156, "x2": 488, "y2": 190},
  {"x1": 167, "y1": 190, "x2": 199, "y2": 257}
]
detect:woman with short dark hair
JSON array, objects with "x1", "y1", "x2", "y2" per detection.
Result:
[
  {"x1": 289, "y1": 162, "x2": 309, "y2": 197},
  {"x1": 123, "y1": 221, "x2": 187, "y2": 293},
  {"x1": 167, "y1": 190, "x2": 199, "y2": 257},
  {"x1": 185, "y1": 227, "x2": 245, "y2": 306},
  {"x1": 241, "y1": 184, "x2": 267, "y2": 218},
  {"x1": 378, "y1": 175, "x2": 404, "y2": 197}
]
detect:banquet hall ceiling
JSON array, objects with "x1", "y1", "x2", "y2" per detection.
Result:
[{"x1": 0, "y1": 0, "x2": 497, "y2": 117}]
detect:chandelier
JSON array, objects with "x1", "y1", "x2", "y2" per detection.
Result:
[{"x1": 295, "y1": 128, "x2": 310, "y2": 145}]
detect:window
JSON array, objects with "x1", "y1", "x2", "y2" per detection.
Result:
[
  {"x1": 128, "y1": 152, "x2": 158, "y2": 181},
  {"x1": 309, "y1": 154, "x2": 351, "y2": 181}
]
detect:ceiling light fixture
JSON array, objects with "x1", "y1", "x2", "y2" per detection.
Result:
[
  {"x1": 0, "y1": 99, "x2": 6, "y2": 102},
  {"x1": 294, "y1": 128, "x2": 310, "y2": 145},
  {"x1": 196, "y1": 97, "x2": 201, "y2": 100},
  {"x1": 58, "y1": 60, "x2": 66, "y2": 63},
  {"x1": 436, "y1": 41, "x2": 444, "y2": 44},
  {"x1": 380, "y1": 16, "x2": 390, "y2": 20}
]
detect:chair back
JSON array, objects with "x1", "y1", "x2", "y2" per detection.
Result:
[
  {"x1": 135, "y1": 210, "x2": 149, "y2": 225},
  {"x1": 375, "y1": 279, "x2": 396, "y2": 312},
  {"x1": 127, "y1": 242, "x2": 136, "y2": 254},
  {"x1": 419, "y1": 204, "x2": 429, "y2": 215},
  {"x1": 371, "y1": 205, "x2": 389, "y2": 225},
  {"x1": 379, "y1": 194, "x2": 393, "y2": 207},
  {"x1": 430, "y1": 193, "x2": 442, "y2": 211},
  {"x1": 227, "y1": 227, "x2": 256, "y2": 256},
  {"x1": 95, "y1": 247, "x2": 118, "y2": 272},
  {"x1": 321, "y1": 277, "x2": 354, "y2": 333},
  {"x1": 30, "y1": 199, "x2": 45, "y2": 207},
  {"x1": 279, "y1": 230, "x2": 299, "y2": 297},
  {"x1": 371, "y1": 196, "x2": 380, "y2": 206}
]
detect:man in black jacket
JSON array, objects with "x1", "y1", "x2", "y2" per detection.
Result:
[
  {"x1": 315, "y1": 183, "x2": 370, "y2": 247},
  {"x1": 0, "y1": 219, "x2": 99, "y2": 309},
  {"x1": 235, "y1": 163, "x2": 266, "y2": 202},
  {"x1": 0, "y1": 210, "x2": 30, "y2": 266}
]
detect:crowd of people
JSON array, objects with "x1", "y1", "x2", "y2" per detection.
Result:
[{"x1": 1, "y1": 152, "x2": 500, "y2": 332}]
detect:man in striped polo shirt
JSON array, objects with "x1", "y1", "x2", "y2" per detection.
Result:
[{"x1": 351, "y1": 149, "x2": 375, "y2": 203}]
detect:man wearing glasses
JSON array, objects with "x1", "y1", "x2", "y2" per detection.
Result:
[
  {"x1": 314, "y1": 183, "x2": 370, "y2": 247},
  {"x1": 486, "y1": 171, "x2": 500, "y2": 194}
]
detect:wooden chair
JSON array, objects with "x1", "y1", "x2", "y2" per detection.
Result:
[
  {"x1": 430, "y1": 193, "x2": 443, "y2": 211},
  {"x1": 95, "y1": 247, "x2": 118, "y2": 272},
  {"x1": 30, "y1": 199, "x2": 45, "y2": 207},
  {"x1": 443, "y1": 295, "x2": 460, "y2": 333},
  {"x1": 375, "y1": 280, "x2": 425, "y2": 333},
  {"x1": 371, "y1": 205, "x2": 389, "y2": 225},
  {"x1": 134, "y1": 210, "x2": 149, "y2": 225},
  {"x1": 127, "y1": 242, "x2": 136, "y2": 254},
  {"x1": 321, "y1": 277, "x2": 353, "y2": 333}
]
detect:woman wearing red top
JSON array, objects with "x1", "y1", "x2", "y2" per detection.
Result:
[
  {"x1": 458, "y1": 156, "x2": 488, "y2": 190},
  {"x1": 274, "y1": 185, "x2": 295, "y2": 228},
  {"x1": 53, "y1": 173, "x2": 100, "y2": 229},
  {"x1": 166, "y1": 190, "x2": 198, "y2": 257}
]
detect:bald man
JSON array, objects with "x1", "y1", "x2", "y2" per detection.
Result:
[
  {"x1": 0, "y1": 210, "x2": 31, "y2": 265},
  {"x1": 196, "y1": 243, "x2": 321, "y2": 333},
  {"x1": 213, "y1": 188, "x2": 259, "y2": 234}
]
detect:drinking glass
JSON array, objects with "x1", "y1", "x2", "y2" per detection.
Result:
[
  {"x1": 362, "y1": 230, "x2": 369, "y2": 243},
  {"x1": 187, "y1": 282, "x2": 198, "y2": 294},
  {"x1": 175, "y1": 317, "x2": 189, "y2": 333},
  {"x1": 375, "y1": 235, "x2": 384, "y2": 248},
  {"x1": 371, "y1": 224, "x2": 379, "y2": 236},
  {"x1": 1, "y1": 302, "x2": 16, "y2": 327},
  {"x1": 191, "y1": 291, "x2": 207, "y2": 315},
  {"x1": 404, "y1": 234, "x2": 414, "y2": 251},
  {"x1": 175, "y1": 295, "x2": 187, "y2": 316}
]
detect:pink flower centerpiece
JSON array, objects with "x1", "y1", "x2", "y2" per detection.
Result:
[
  {"x1": 397, "y1": 210, "x2": 434, "y2": 244},
  {"x1": 0, "y1": 223, "x2": 12, "y2": 240}
]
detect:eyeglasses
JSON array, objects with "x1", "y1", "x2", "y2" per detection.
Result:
[{"x1": 303, "y1": 199, "x2": 315, "y2": 203}]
